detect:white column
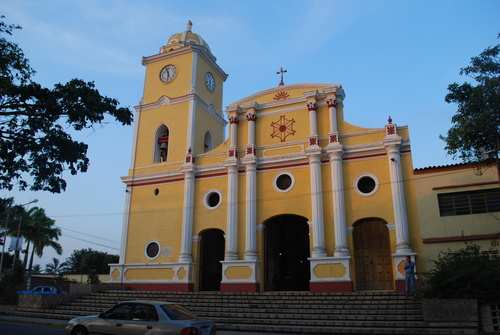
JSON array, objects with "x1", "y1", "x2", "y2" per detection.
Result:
[
  {"x1": 244, "y1": 112, "x2": 258, "y2": 260},
  {"x1": 383, "y1": 121, "x2": 412, "y2": 254},
  {"x1": 246, "y1": 112, "x2": 256, "y2": 146},
  {"x1": 244, "y1": 162, "x2": 257, "y2": 260},
  {"x1": 308, "y1": 154, "x2": 327, "y2": 258},
  {"x1": 329, "y1": 150, "x2": 349, "y2": 256},
  {"x1": 186, "y1": 100, "x2": 196, "y2": 153},
  {"x1": 225, "y1": 115, "x2": 239, "y2": 260},
  {"x1": 307, "y1": 101, "x2": 318, "y2": 137},
  {"x1": 226, "y1": 164, "x2": 239, "y2": 260},
  {"x1": 179, "y1": 167, "x2": 195, "y2": 262},
  {"x1": 305, "y1": 101, "x2": 326, "y2": 258},
  {"x1": 229, "y1": 115, "x2": 238, "y2": 148},
  {"x1": 326, "y1": 98, "x2": 338, "y2": 133},
  {"x1": 119, "y1": 186, "x2": 132, "y2": 264}
]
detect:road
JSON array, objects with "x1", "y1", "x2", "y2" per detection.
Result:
[
  {"x1": 0, "y1": 320, "x2": 299, "y2": 335},
  {"x1": 0, "y1": 320, "x2": 65, "y2": 335}
]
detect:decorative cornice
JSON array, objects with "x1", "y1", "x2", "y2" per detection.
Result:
[
  {"x1": 226, "y1": 83, "x2": 343, "y2": 113},
  {"x1": 136, "y1": 94, "x2": 227, "y2": 126},
  {"x1": 142, "y1": 44, "x2": 228, "y2": 81}
]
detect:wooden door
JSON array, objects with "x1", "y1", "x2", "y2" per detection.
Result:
[{"x1": 353, "y1": 219, "x2": 393, "y2": 290}]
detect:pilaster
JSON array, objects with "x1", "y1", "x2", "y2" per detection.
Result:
[{"x1": 383, "y1": 118, "x2": 412, "y2": 254}]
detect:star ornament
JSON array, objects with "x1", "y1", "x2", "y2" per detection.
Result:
[{"x1": 270, "y1": 115, "x2": 296, "y2": 142}]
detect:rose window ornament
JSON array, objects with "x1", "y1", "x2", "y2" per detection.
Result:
[{"x1": 270, "y1": 115, "x2": 296, "y2": 142}]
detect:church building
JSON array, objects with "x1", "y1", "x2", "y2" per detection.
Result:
[{"x1": 109, "y1": 22, "x2": 423, "y2": 292}]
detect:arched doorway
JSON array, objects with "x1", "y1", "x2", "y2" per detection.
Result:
[
  {"x1": 199, "y1": 229, "x2": 224, "y2": 291},
  {"x1": 353, "y1": 218, "x2": 393, "y2": 290},
  {"x1": 264, "y1": 215, "x2": 310, "y2": 291}
]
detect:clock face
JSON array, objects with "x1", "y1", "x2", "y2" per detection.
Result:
[
  {"x1": 205, "y1": 72, "x2": 215, "y2": 92},
  {"x1": 160, "y1": 65, "x2": 177, "y2": 83}
]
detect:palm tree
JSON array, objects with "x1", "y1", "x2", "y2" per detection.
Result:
[
  {"x1": 31, "y1": 264, "x2": 42, "y2": 274},
  {"x1": 20, "y1": 207, "x2": 62, "y2": 271},
  {"x1": 45, "y1": 257, "x2": 69, "y2": 275}
]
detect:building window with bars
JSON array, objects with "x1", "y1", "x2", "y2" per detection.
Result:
[{"x1": 437, "y1": 188, "x2": 500, "y2": 216}]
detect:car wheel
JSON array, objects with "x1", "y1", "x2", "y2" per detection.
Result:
[{"x1": 71, "y1": 326, "x2": 89, "y2": 335}]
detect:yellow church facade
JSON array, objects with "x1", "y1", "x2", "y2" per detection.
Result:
[{"x1": 109, "y1": 22, "x2": 423, "y2": 292}]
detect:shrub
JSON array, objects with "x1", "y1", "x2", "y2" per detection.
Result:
[{"x1": 419, "y1": 242, "x2": 500, "y2": 303}]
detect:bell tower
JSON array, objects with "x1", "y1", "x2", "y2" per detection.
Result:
[{"x1": 133, "y1": 21, "x2": 227, "y2": 168}]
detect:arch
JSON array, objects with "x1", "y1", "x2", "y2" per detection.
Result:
[
  {"x1": 264, "y1": 214, "x2": 310, "y2": 291},
  {"x1": 199, "y1": 229, "x2": 224, "y2": 291},
  {"x1": 203, "y1": 131, "x2": 213, "y2": 153},
  {"x1": 353, "y1": 218, "x2": 393, "y2": 290},
  {"x1": 154, "y1": 124, "x2": 170, "y2": 163}
]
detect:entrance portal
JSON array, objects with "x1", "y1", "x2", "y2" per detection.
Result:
[
  {"x1": 199, "y1": 229, "x2": 224, "y2": 291},
  {"x1": 264, "y1": 215, "x2": 310, "y2": 291},
  {"x1": 353, "y1": 218, "x2": 393, "y2": 290}
]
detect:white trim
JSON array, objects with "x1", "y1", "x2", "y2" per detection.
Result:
[
  {"x1": 353, "y1": 172, "x2": 380, "y2": 197},
  {"x1": 145, "y1": 240, "x2": 161, "y2": 260},
  {"x1": 204, "y1": 189, "x2": 222, "y2": 210},
  {"x1": 273, "y1": 171, "x2": 295, "y2": 193}
]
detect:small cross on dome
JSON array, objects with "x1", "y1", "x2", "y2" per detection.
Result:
[{"x1": 276, "y1": 67, "x2": 287, "y2": 86}]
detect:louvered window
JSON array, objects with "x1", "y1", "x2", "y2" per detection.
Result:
[{"x1": 438, "y1": 188, "x2": 500, "y2": 216}]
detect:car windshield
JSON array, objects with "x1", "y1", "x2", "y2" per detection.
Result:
[{"x1": 160, "y1": 304, "x2": 199, "y2": 320}]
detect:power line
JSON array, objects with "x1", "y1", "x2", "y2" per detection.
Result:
[
  {"x1": 58, "y1": 226, "x2": 120, "y2": 245},
  {"x1": 62, "y1": 233, "x2": 120, "y2": 251}
]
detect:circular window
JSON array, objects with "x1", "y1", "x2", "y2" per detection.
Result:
[
  {"x1": 273, "y1": 172, "x2": 295, "y2": 193},
  {"x1": 204, "y1": 190, "x2": 222, "y2": 210},
  {"x1": 145, "y1": 241, "x2": 160, "y2": 259},
  {"x1": 154, "y1": 188, "x2": 159, "y2": 196},
  {"x1": 354, "y1": 173, "x2": 379, "y2": 197}
]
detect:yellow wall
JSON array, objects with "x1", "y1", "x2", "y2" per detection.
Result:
[
  {"x1": 415, "y1": 164, "x2": 499, "y2": 268},
  {"x1": 120, "y1": 31, "x2": 425, "y2": 290}
]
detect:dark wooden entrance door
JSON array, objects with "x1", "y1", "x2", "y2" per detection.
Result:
[
  {"x1": 199, "y1": 229, "x2": 224, "y2": 291},
  {"x1": 353, "y1": 219, "x2": 393, "y2": 290},
  {"x1": 264, "y1": 215, "x2": 310, "y2": 291}
]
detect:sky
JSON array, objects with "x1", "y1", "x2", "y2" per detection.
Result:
[{"x1": 0, "y1": 0, "x2": 499, "y2": 270}]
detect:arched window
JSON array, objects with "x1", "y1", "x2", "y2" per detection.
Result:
[
  {"x1": 154, "y1": 125, "x2": 169, "y2": 163},
  {"x1": 203, "y1": 131, "x2": 213, "y2": 153}
]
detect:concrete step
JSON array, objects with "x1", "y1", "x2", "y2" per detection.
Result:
[{"x1": 10, "y1": 290, "x2": 477, "y2": 335}]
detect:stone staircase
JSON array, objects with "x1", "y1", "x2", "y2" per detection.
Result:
[{"x1": 11, "y1": 290, "x2": 477, "y2": 334}]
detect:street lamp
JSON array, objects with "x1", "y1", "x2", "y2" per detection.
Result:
[{"x1": 0, "y1": 199, "x2": 38, "y2": 279}]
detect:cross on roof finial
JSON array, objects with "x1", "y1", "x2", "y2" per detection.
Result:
[{"x1": 276, "y1": 67, "x2": 287, "y2": 86}]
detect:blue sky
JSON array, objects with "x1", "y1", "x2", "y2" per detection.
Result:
[{"x1": 1, "y1": 0, "x2": 499, "y2": 269}]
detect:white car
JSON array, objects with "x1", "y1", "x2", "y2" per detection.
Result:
[{"x1": 65, "y1": 300, "x2": 216, "y2": 335}]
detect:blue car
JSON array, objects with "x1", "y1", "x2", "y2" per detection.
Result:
[{"x1": 18, "y1": 285, "x2": 67, "y2": 294}]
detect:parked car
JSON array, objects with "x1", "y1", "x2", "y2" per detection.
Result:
[
  {"x1": 65, "y1": 300, "x2": 216, "y2": 335},
  {"x1": 17, "y1": 286, "x2": 67, "y2": 294}
]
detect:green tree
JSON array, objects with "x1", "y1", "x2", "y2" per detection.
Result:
[
  {"x1": 45, "y1": 257, "x2": 69, "y2": 275},
  {"x1": 87, "y1": 269, "x2": 101, "y2": 284},
  {"x1": 0, "y1": 258, "x2": 24, "y2": 304},
  {"x1": 66, "y1": 248, "x2": 118, "y2": 274},
  {"x1": 66, "y1": 248, "x2": 93, "y2": 274},
  {"x1": 0, "y1": 17, "x2": 133, "y2": 193},
  {"x1": 419, "y1": 243, "x2": 500, "y2": 303},
  {"x1": 440, "y1": 35, "x2": 500, "y2": 175},
  {"x1": 20, "y1": 207, "x2": 62, "y2": 271},
  {"x1": 0, "y1": 197, "x2": 34, "y2": 271},
  {"x1": 79, "y1": 250, "x2": 118, "y2": 274},
  {"x1": 31, "y1": 263, "x2": 42, "y2": 274}
]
